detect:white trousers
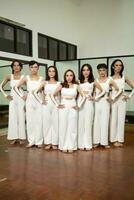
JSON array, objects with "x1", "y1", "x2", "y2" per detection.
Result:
[
  {"x1": 59, "y1": 99, "x2": 77, "y2": 151},
  {"x1": 93, "y1": 98, "x2": 110, "y2": 146},
  {"x1": 8, "y1": 97, "x2": 26, "y2": 140},
  {"x1": 110, "y1": 96, "x2": 126, "y2": 143},
  {"x1": 26, "y1": 94, "x2": 43, "y2": 145},
  {"x1": 43, "y1": 98, "x2": 59, "y2": 145},
  {"x1": 78, "y1": 99, "x2": 94, "y2": 149}
]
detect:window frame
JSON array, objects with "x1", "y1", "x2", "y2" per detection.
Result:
[
  {"x1": 38, "y1": 33, "x2": 77, "y2": 61},
  {"x1": 0, "y1": 20, "x2": 32, "y2": 56}
]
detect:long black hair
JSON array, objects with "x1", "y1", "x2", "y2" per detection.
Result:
[
  {"x1": 111, "y1": 59, "x2": 124, "y2": 77},
  {"x1": 11, "y1": 60, "x2": 23, "y2": 74},
  {"x1": 79, "y1": 64, "x2": 94, "y2": 83},
  {"x1": 46, "y1": 66, "x2": 58, "y2": 81}
]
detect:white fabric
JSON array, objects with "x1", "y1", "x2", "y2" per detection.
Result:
[
  {"x1": 93, "y1": 78, "x2": 110, "y2": 145},
  {"x1": 8, "y1": 74, "x2": 26, "y2": 140},
  {"x1": 78, "y1": 82, "x2": 94, "y2": 149},
  {"x1": 26, "y1": 76, "x2": 43, "y2": 145},
  {"x1": 43, "y1": 82, "x2": 60, "y2": 145},
  {"x1": 59, "y1": 84, "x2": 78, "y2": 150},
  {"x1": 110, "y1": 76, "x2": 126, "y2": 143}
]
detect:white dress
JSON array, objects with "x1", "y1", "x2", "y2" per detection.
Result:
[
  {"x1": 78, "y1": 82, "x2": 94, "y2": 149},
  {"x1": 43, "y1": 81, "x2": 60, "y2": 145},
  {"x1": 26, "y1": 75, "x2": 43, "y2": 146},
  {"x1": 110, "y1": 76, "x2": 126, "y2": 143},
  {"x1": 59, "y1": 84, "x2": 78, "y2": 151},
  {"x1": 93, "y1": 78, "x2": 110, "y2": 146},
  {"x1": 8, "y1": 74, "x2": 26, "y2": 140}
]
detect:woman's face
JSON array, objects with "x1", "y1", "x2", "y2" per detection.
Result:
[
  {"x1": 98, "y1": 68, "x2": 107, "y2": 77},
  {"x1": 113, "y1": 61, "x2": 122, "y2": 73},
  {"x1": 82, "y1": 66, "x2": 90, "y2": 78},
  {"x1": 48, "y1": 67, "x2": 56, "y2": 79},
  {"x1": 12, "y1": 62, "x2": 21, "y2": 73},
  {"x1": 65, "y1": 71, "x2": 74, "y2": 83},
  {"x1": 29, "y1": 64, "x2": 39, "y2": 75}
]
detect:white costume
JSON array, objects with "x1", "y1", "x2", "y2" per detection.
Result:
[
  {"x1": 110, "y1": 76, "x2": 126, "y2": 143},
  {"x1": 43, "y1": 81, "x2": 60, "y2": 145},
  {"x1": 59, "y1": 85, "x2": 78, "y2": 151},
  {"x1": 26, "y1": 75, "x2": 43, "y2": 146},
  {"x1": 93, "y1": 78, "x2": 110, "y2": 146},
  {"x1": 7, "y1": 74, "x2": 26, "y2": 140},
  {"x1": 78, "y1": 82, "x2": 94, "y2": 149}
]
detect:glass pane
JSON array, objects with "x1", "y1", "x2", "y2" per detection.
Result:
[
  {"x1": 59, "y1": 42, "x2": 67, "y2": 60},
  {"x1": 49, "y1": 38, "x2": 58, "y2": 60},
  {"x1": 68, "y1": 45, "x2": 76, "y2": 60},
  {"x1": 38, "y1": 35, "x2": 48, "y2": 59},
  {"x1": 56, "y1": 61, "x2": 79, "y2": 82},
  {"x1": 80, "y1": 59, "x2": 107, "y2": 79},
  {"x1": 0, "y1": 61, "x2": 12, "y2": 105},
  {"x1": 16, "y1": 29, "x2": 31, "y2": 56},
  {"x1": 0, "y1": 23, "x2": 14, "y2": 53}
]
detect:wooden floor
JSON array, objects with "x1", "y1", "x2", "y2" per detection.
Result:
[{"x1": 0, "y1": 125, "x2": 134, "y2": 200}]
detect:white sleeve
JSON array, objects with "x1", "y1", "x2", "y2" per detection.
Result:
[
  {"x1": 128, "y1": 88, "x2": 134, "y2": 99},
  {"x1": 111, "y1": 89, "x2": 123, "y2": 101},
  {"x1": 95, "y1": 90, "x2": 105, "y2": 101},
  {"x1": 77, "y1": 96, "x2": 86, "y2": 108},
  {"x1": 0, "y1": 81, "x2": 8, "y2": 98},
  {"x1": 14, "y1": 85, "x2": 24, "y2": 97},
  {"x1": 32, "y1": 88, "x2": 43, "y2": 104},
  {"x1": 50, "y1": 94, "x2": 59, "y2": 107}
]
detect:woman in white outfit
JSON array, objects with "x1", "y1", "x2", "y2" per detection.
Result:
[
  {"x1": 93, "y1": 63, "x2": 120, "y2": 149},
  {"x1": 110, "y1": 59, "x2": 134, "y2": 147},
  {"x1": 51, "y1": 69, "x2": 84, "y2": 153},
  {"x1": 33, "y1": 66, "x2": 60, "y2": 150},
  {"x1": 78, "y1": 64, "x2": 104, "y2": 151},
  {"x1": 0, "y1": 60, "x2": 26, "y2": 145},
  {"x1": 14, "y1": 60, "x2": 43, "y2": 148}
]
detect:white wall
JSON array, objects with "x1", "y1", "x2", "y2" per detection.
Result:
[
  {"x1": 0, "y1": 0, "x2": 134, "y2": 59},
  {"x1": 78, "y1": 0, "x2": 134, "y2": 58},
  {"x1": 0, "y1": 0, "x2": 79, "y2": 63}
]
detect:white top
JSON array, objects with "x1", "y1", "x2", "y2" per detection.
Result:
[
  {"x1": 110, "y1": 76, "x2": 125, "y2": 97},
  {"x1": 27, "y1": 75, "x2": 43, "y2": 93},
  {"x1": 44, "y1": 81, "x2": 60, "y2": 94},
  {"x1": 80, "y1": 82, "x2": 94, "y2": 96},
  {"x1": 61, "y1": 84, "x2": 77, "y2": 98},
  {"x1": 10, "y1": 74, "x2": 24, "y2": 96},
  {"x1": 10, "y1": 74, "x2": 24, "y2": 88},
  {"x1": 96, "y1": 78, "x2": 110, "y2": 95},
  {"x1": 111, "y1": 76, "x2": 125, "y2": 91}
]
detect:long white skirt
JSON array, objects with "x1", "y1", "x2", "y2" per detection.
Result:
[
  {"x1": 43, "y1": 97, "x2": 59, "y2": 145},
  {"x1": 26, "y1": 93, "x2": 43, "y2": 145},
  {"x1": 59, "y1": 99, "x2": 77, "y2": 151},
  {"x1": 78, "y1": 99, "x2": 94, "y2": 149},
  {"x1": 110, "y1": 96, "x2": 126, "y2": 143},
  {"x1": 93, "y1": 98, "x2": 110, "y2": 146},
  {"x1": 8, "y1": 94, "x2": 26, "y2": 140}
]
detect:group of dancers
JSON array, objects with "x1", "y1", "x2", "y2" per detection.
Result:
[{"x1": 0, "y1": 59, "x2": 134, "y2": 153}]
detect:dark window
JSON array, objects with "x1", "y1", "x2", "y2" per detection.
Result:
[
  {"x1": 38, "y1": 33, "x2": 77, "y2": 61},
  {"x1": 0, "y1": 23, "x2": 14, "y2": 53},
  {"x1": 68, "y1": 44, "x2": 77, "y2": 60},
  {"x1": 0, "y1": 21, "x2": 32, "y2": 56},
  {"x1": 38, "y1": 35, "x2": 48, "y2": 59},
  {"x1": 16, "y1": 29, "x2": 31, "y2": 56},
  {"x1": 49, "y1": 38, "x2": 58, "y2": 60},
  {"x1": 59, "y1": 42, "x2": 67, "y2": 60}
]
